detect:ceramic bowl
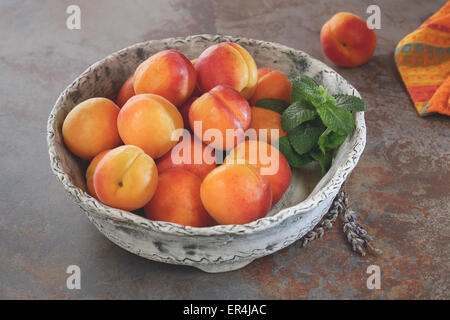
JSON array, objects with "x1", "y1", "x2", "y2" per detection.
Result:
[{"x1": 47, "y1": 34, "x2": 366, "y2": 273}]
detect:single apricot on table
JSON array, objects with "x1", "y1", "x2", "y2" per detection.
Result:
[
  {"x1": 195, "y1": 42, "x2": 258, "y2": 99},
  {"x1": 189, "y1": 85, "x2": 251, "y2": 150},
  {"x1": 62, "y1": 97, "x2": 122, "y2": 160},
  {"x1": 85, "y1": 149, "x2": 110, "y2": 199},
  {"x1": 157, "y1": 135, "x2": 216, "y2": 180},
  {"x1": 145, "y1": 169, "x2": 215, "y2": 227},
  {"x1": 134, "y1": 49, "x2": 197, "y2": 107},
  {"x1": 320, "y1": 12, "x2": 377, "y2": 67},
  {"x1": 94, "y1": 145, "x2": 158, "y2": 211},
  {"x1": 200, "y1": 163, "x2": 272, "y2": 225},
  {"x1": 249, "y1": 68, "x2": 292, "y2": 105},
  {"x1": 117, "y1": 94, "x2": 184, "y2": 159},
  {"x1": 249, "y1": 107, "x2": 287, "y2": 145},
  {"x1": 225, "y1": 140, "x2": 291, "y2": 205}
]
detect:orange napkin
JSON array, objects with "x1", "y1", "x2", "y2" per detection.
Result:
[{"x1": 395, "y1": 1, "x2": 450, "y2": 116}]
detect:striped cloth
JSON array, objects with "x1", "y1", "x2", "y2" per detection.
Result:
[{"x1": 395, "y1": 1, "x2": 450, "y2": 116}]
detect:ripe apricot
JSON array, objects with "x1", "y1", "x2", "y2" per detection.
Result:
[
  {"x1": 225, "y1": 140, "x2": 291, "y2": 205},
  {"x1": 134, "y1": 49, "x2": 196, "y2": 107},
  {"x1": 249, "y1": 107, "x2": 287, "y2": 145},
  {"x1": 179, "y1": 97, "x2": 197, "y2": 130},
  {"x1": 320, "y1": 12, "x2": 377, "y2": 67},
  {"x1": 117, "y1": 94, "x2": 183, "y2": 159},
  {"x1": 195, "y1": 42, "x2": 258, "y2": 99},
  {"x1": 116, "y1": 76, "x2": 135, "y2": 107},
  {"x1": 145, "y1": 169, "x2": 215, "y2": 227},
  {"x1": 189, "y1": 85, "x2": 251, "y2": 150},
  {"x1": 85, "y1": 149, "x2": 110, "y2": 199},
  {"x1": 190, "y1": 58, "x2": 203, "y2": 96},
  {"x1": 93, "y1": 145, "x2": 158, "y2": 211},
  {"x1": 157, "y1": 135, "x2": 216, "y2": 180},
  {"x1": 249, "y1": 68, "x2": 292, "y2": 105},
  {"x1": 200, "y1": 163, "x2": 272, "y2": 225},
  {"x1": 62, "y1": 98, "x2": 122, "y2": 160}
]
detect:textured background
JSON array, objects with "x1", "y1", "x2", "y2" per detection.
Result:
[{"x1": 0, "y1": 0, "x2": 448, "y2": 299}]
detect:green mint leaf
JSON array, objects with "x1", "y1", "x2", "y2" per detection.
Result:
[
  {"x1": 281, "y1": 100, "x2": 317, "y2": 132},
  {"x1": 310, "y1": 149, "x2": 332, "y2": 175},
  {"x1": 277, "y1": 136, "x2": 312, "y2": 168},
  {"x1": 290, "y1": 75, "x2": 320, "y2": 103},
  {"x1": 333, "y1": 94, "x2": 366, "y2": 112},
  {"x1": 255, "y1": 98, "x2": 290, "y2": 114},
  {"x1": 288, "y1": 126, "x2": 324, "y2": 155},
  {"x1": 318, "y1": 128, "x2": 348, "y2": 154},
  {"x1": 316, "y1": 103, "x2": 355, "y2": 134}
]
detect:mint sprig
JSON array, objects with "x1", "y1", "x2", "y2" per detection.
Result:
[
  {"x1": 276, "y1": 75, "x2": 365, "y2": 175},
  {"x1": 318, "y1": 128, "x2": 347, "y2": 154},
  {"x1": 310, "y1": 149, "x2": 332, "y2": 175},
  {"x1": 281, "y1": 100, "x2": 317, "y2": 131},
  {"x1": 278, "y1": 136, "x2": 312, "y2": 168},
  {"x1": 288, "y1": 126, "x2": 324, "y2": 155},
  {"x1": 333, "y1": 94, "x2": 366, "y2": 112},
  {"x1": 316, "y1": 103, "x2": 355, "y2": 134}
]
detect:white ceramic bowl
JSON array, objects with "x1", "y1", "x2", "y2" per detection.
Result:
[{"x1": 47, "y1": 34, "x2": 366, "y2": 273}]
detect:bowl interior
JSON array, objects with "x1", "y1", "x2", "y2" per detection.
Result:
[{"x1": 49, "y1": 35, "x2": 365, "y2": 229}]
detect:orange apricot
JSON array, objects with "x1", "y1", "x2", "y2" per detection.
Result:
[
  {"x1": 145, "y1": 169, "x2": 215, "y2": 227},
  {"x1": 194, "y1": 42, "x2": 258, "y2": 99},
  {"x1": 93, "y1": 145, "x2": 158, "y2": 211},
  {"x1": 189, "y1": 85, "x2": 251, "y2": 150},
  {"x1": 320, "y1": 12, "x2": 377, "y2": 67},
  {"x1": 249, "y1": 107, "x2": 287, "y2": 145},
  {"x1": 249, "y1": 68, "x2": 292, "y2": 105},
  {"x1": 134, "y1": 49, "x2": 196, "y2": 107},
  {"x1": 116, "y1": 76, "x2": 135, "y2": 108},
  {"x1": 200, "y1": 163, "x2": 272, "y2": 225},
  {"x1": 157, "y1": 135, "x2": 216, "y2": 180},
  {"x1": 85, "y1": 149, "x2": 110, "y2": 199},
  {"x1": 117, "y1": 94, "x2": 183, "y2": 159},
  {"x1": 179, "y1": 97, "x2": 197, "y2": 130},
  {"x1": 225, "y1": 140, "x2": 291, "y2": 205},
  {"x1": 62, "y1": 98, "x2": 122, "y2": 160}
]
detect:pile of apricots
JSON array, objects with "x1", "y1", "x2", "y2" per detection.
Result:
[{"x1": 62, "y1": 42, "x2": 294, "y2": 227}]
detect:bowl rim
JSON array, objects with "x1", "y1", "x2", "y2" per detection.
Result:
[{"x1": 47, "y1": 34, "x2": 366, "y2": 237}]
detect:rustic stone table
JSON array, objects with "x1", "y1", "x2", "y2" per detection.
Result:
[{"x1": 0, "y1": 0, "x2": 448, "y2": 299}]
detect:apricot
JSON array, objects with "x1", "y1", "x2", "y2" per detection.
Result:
[
  {"x1": 93, "y1": 145, "x2": 158, "y2": 211},
  {"x1": 62, "y1": 98, "x2": 122, "y2": 160},
  {"x1": 200, "y1": 163, "x2": 272, "y2": 225},
  {"x1": 225, "y1": 140, "x2": 291, "y2": 205},
  {"x1": 320, "y1": 12, "x2": 377, "y2": 67},
  {"x1": 145, "y1": 169, "x2": 215, "y2": 227},
  {"x1": 116, "y1": 76, "x2": 135, "y2": 107},
  {"x1": 117, "y1": 94, "x2": 183, "y2": 159},
  {"x1": 195, "y1": 42, "x2": 258, "y2": 99},
  {"x1": 157, "y1": 135, "x2": 216, "y2": 180},
  {"x1": 249, "y1": 107, "x2": 287, "y2": 145},
  {"x1": 249, "y1": 68, "x2": 292, "y2": 105},
  {"x1": 190, "y1": 58, "x2": 202, "y2": 96},
  {"x1": 179, "y1": 97, "x2": 197, "y2": 130},
  {"x1": 134, "y1": 49, "x2": 196, "y2": 107},
  {"x1": 189, "y1": 85, "x2": 251, "y2": 150},
  {"x1": 85, "y1": 149, "x2": 110, "y2": 199}
]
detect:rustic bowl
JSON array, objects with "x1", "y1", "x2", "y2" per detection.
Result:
[{"x1": 47, "y1": 34, "x2": 366, "y2": 273}]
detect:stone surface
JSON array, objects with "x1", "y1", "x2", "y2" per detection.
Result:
[{"x1": 0, "y1": 0, "x2": 448, "y2": 299}]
